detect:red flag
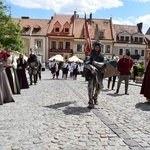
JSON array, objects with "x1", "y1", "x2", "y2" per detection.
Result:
[{"x1": 85, "y1": 13, "x2": 92, "y2": 56}]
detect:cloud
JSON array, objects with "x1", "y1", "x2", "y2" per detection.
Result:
[
  {"x1": 112, "y1": 18, "x2": 134, "y2": 25},
  {"x1": 7, "y1": 0, "x2": 123, "y2": 14},
  {"x1": 131, "y1": 0, "x2": 150, "y2": 2}
]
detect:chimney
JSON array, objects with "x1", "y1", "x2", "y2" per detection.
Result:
[
  {"x1": 137, "y1": 22, "x2": 143, "y2": 32},
  {"x1": 90, "y1": 12, "x2": 92, "y2": 21},
  {"x1": 21, "y1": 16, "x2": 29, "y2": 19},
  {"x1": 74, "y1": 11, "x2": 76, "y2": 20}
]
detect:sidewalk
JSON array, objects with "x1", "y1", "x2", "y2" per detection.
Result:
[{"x1": 0, "y1": 70, "x2": 149, "y2": 150}]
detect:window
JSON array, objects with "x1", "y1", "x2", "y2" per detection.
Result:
[
  {"x1": 99, "y1": 31, "x2": 104, "y2": 37},
  {"x1": 120, "y1": 36, "x2": 124, "y2": 41},
  {"x1": 119, "y1": 49, "x2": 123, "y2": 55},
  {"x1": 65, "y1": 28, "x2": 69, "y2": 33},
  {"x1": 135, "y1": 37, "x2": 138, "y2": 42},
  {"x1": 65, "y1": 42, "x2": 70, "y2": 49},
  {"x1": 101, "y1": 45, "x2": 103, "y2": 53},
  {"x1": 58, "y1": 41, "x2": 63, "y2": 49},
  {"x1": 51, "y1": 41, "x2": 56, "y2": 49},
  {"x1": 77, "y1": 44, "x2": 82, "y2": 52},
  {"x1": 139, "y1": 37, "x2": 143, "y2": 42},
  {"x1": 55, "y1": 28, "x2": 59, "y2": 32},
  {"x1": 141, "y1": 50, "x2": 144, "y2": 56},
  {"x1": 105, "y1": 45, "x2": 110, "y2": 53},
  {"x1": 125, "y1": 36, "x2": 129, "y2": 41},
  {"x1": 37, "y1": 41, "x2": 41, "y2": 48},
  {"x1": 135, "y1": 49, "x2": 138, "y2": 54}
]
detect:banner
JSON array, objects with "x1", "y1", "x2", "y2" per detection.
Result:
[{"x1": 85, "y1": 13, "x2": 92, "y2": 56}]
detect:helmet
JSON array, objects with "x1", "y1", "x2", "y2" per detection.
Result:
[{"x1": 92, "y1": 40, "x2": 101, "y2": 47}]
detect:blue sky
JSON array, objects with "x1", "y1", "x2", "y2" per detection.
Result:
[{"x1": 4, "y1": 0, "x2": 150, "y2": 34}]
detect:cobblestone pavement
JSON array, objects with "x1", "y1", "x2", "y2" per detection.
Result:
[{"x1": 0, "y1": 70, "x2": 150, "y2": 150}]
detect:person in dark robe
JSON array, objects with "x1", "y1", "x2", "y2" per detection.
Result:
[
  {"x1": 27, "y1": 53, "x2": 39, "y2": 85},
  {"x1": 0, "y1": 46, "x2": 14, "y2": 105},
  {"x1": 17, "y1": 53, "x2": 29, "y2": 89},
  {"x1": 133, "y1": 62, "x2": 138, "y2": 82},
  {"x1": 140, "y1": 55, "x2": 150, "y2": 102},
  {"x1": 5, "y1": 49, "x2": 21, "y2": 94}
]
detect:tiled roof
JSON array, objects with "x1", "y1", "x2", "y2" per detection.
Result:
[
  {"x1": 74, "y1": 18, "x2": 84, "y2": 39},
  {"x1": 48, "y1": 14, "x2": 74, "y2": 36},
  {"x1": 145, "y1": 27, "x2": 150, "y2": 35},
  {"x1": 12, "y1": 18, "x2": 51, "y2": 36},
  {"x1": 92, "y1": 19, "x2": 113, "y2": 40},
  {"x1": 74, "y1": 18, "x2": 113, "y2": 40},
  {"x1": 113, "y1": 24, "x2": 138, "y2": 35}
]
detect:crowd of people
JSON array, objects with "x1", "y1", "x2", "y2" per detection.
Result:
[
  {"x1": 0, "y1": 45, "x2": 44, "y2": 105},
  {"x1": 0, "y1": 42, "x2": 150, "y2": 107}
]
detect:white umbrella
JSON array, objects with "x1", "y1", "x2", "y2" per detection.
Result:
[
  {"x1": 49, "y1": 54, "x2": 64, "y2": 62},
  {"x1": 68, "y1": 56, "x2": 83, "y2": 63}
]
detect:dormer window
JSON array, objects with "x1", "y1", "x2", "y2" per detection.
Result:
[
  {"x1": 32, "y1": 25, "x2": 41, "y2": 34},
  {"x1": 22, "y1": 25, "x2": 30, "y2": 33},
  {"x1": 120, "y1": 36, "x2": 124, "y2": 41},
  {"x1": 99, "y1": 31, "x2": 104, "y2": 37},
  {"x1": 65, "y1": 28, "x2": 69, "y2": 33},
  {"x1": 55, "y1": 27, "x2": 60, "y2": 32}
]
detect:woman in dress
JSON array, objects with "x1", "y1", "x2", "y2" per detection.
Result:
[
  {"x1": 17, "y1": 54, "x2": 29, "y2": 89},
  {"x1": 140, "y1": 55, "x2": 150, "y2": 102},
  {"x1": 5, "y1": 49, "x2": 21, "y2": 94},
  {"x1": 0, "y1": 47, "x2": 14, "y2": 105}
]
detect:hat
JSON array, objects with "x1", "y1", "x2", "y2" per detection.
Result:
[
  {"x1": 92, "y1": 40, "x2": 101, "y2": 47},
  {"x1": 126, "y1": 50, "x2": 130, "y2": 56}
]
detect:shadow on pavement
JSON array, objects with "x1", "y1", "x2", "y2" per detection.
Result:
[
  {"x1": 63, "y1": 106, "x2": 91, "y2": 115},
  {"x1": 135, "y1": 102, "x2": 150, "y2": 111},
  {"x1": 44, "y1": 101, "x2": 75, "y2": 109},
  {"x1": 106, "y1": 93, "x2": 124, "y2": 97}
]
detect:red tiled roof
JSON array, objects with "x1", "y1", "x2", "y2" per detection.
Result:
[
  {"x1": 12, "y1": 18, "x2": 51, "y2": 36},
  {"x1": 48, "y1": 14, "x2": 74, "y2": 36}
]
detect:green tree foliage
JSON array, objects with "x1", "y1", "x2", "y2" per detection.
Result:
[{"x1": 0, "y1": 0, "x2": 24, "y2": 51}]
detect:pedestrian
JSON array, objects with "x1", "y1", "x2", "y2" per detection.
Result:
[
  {"x1": 27, "y1": 53, "x2": 39, "y2": 85},
  {"x1": 107, "y1": 56, "x2": 119, "y2": 90},
  {"x1": 84, "y1": 40, "x2": 106, "y2": 109},
  {"x1": 0, "y1": 46, "x2": 14, "y2": 105},
  {"x1": 116, "y1": 50, "x2": 133, "y2": 95},
  {"x1": 140, "y1": 54, "x2": 150, "y2": 102},
  {"x1": 63, "y1": 60, "x2": 69, "y2": 80},
  {"x1": 50, "y1": 59, "x2": 56, "y2": 79},
  {"x1": 17, "y1": 53, "x2": 29, "y2": 89},
  {"x1": 133, "y1": 62, "x2": 138, "y2": 82},
  {"x1": 42, "y1": 61, "x2": 46, "y2": 71},
  {"x1": 73, "y1": 62, "x2": 79, "y2": 80},
  {"x1": 5, "y1": 49, "x2": 21, "y2": 94},
  {"x1": 37, "y1": 60, "x2": 42, "y2": 81}
]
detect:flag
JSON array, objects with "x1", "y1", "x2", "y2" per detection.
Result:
[{"x1": 84, "y1": 13, "x2": 92, "y2": 56}]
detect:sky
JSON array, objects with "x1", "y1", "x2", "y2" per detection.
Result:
[{"x1": 4, "y1": 0, "x2": 150, "y2": 34}]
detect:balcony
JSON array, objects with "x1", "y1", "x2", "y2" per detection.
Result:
[{"x1": 49, "y1": 49, "x2": 73, "y2": 53}]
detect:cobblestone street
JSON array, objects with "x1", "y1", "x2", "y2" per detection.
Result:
[{"x1": 0, "y1": 70, "x2": 150, "y2": 150}]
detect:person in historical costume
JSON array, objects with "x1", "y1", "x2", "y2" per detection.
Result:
[
  {"x1": 50, "y1": 59, "x2": 57, "y2": 79},
  {"x1": 107, "y1": 56, "x2": 119, "y2": 90},
  {"x1": 5, "y1": 49, "x2": 21, "y2": 94},
  {"x1": 0, "y1": 47, "x2": 14, "y2": 105},
  {"x1": 133, "y1": 62, "x2": 138, "y2": 82},
  {"x1": 63, "y1": 60, "x2": 69, "y2": 80},
  {"x1": 17, "y1": 53, "x2": 29, "y2": 89},
  {"x1": 84, "y1": 40, "x2": 107, "y2": 109},
  {"x1": 73, "y1": 62, "x2": 79, "y2": 80},
  {"x1": 140, "y1": 55, "x2": 150, "y2": 102},
  {"x1": 116, "y1": 50, "x2": 133, "y2": 95},
  {"x1": 36, "y1": 60, "x2": 42, "y2": 81},
  {"x1": 27, "y1": 53, "x2": 39, "y2": 85}
]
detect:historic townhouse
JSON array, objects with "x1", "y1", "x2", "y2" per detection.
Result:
[
  {"x1": 47, "y1": 12, "x2": 76, "y2": 60},
  {"x1": 74, "y1": 13, "x2": 114, "y2": 60},
  {"x1": 145, "y1": 28, "x2": 150, "y2": 59},
  {"x1": 113, "y1": 23, "x2": 147, "y2": 63},
  {"x1": 13, "y1": 17, "x2": 50, "y2": 62}
]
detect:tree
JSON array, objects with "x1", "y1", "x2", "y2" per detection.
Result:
[{"x1": 0, "y1": 0, "x2": 24, "y2": 51}]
